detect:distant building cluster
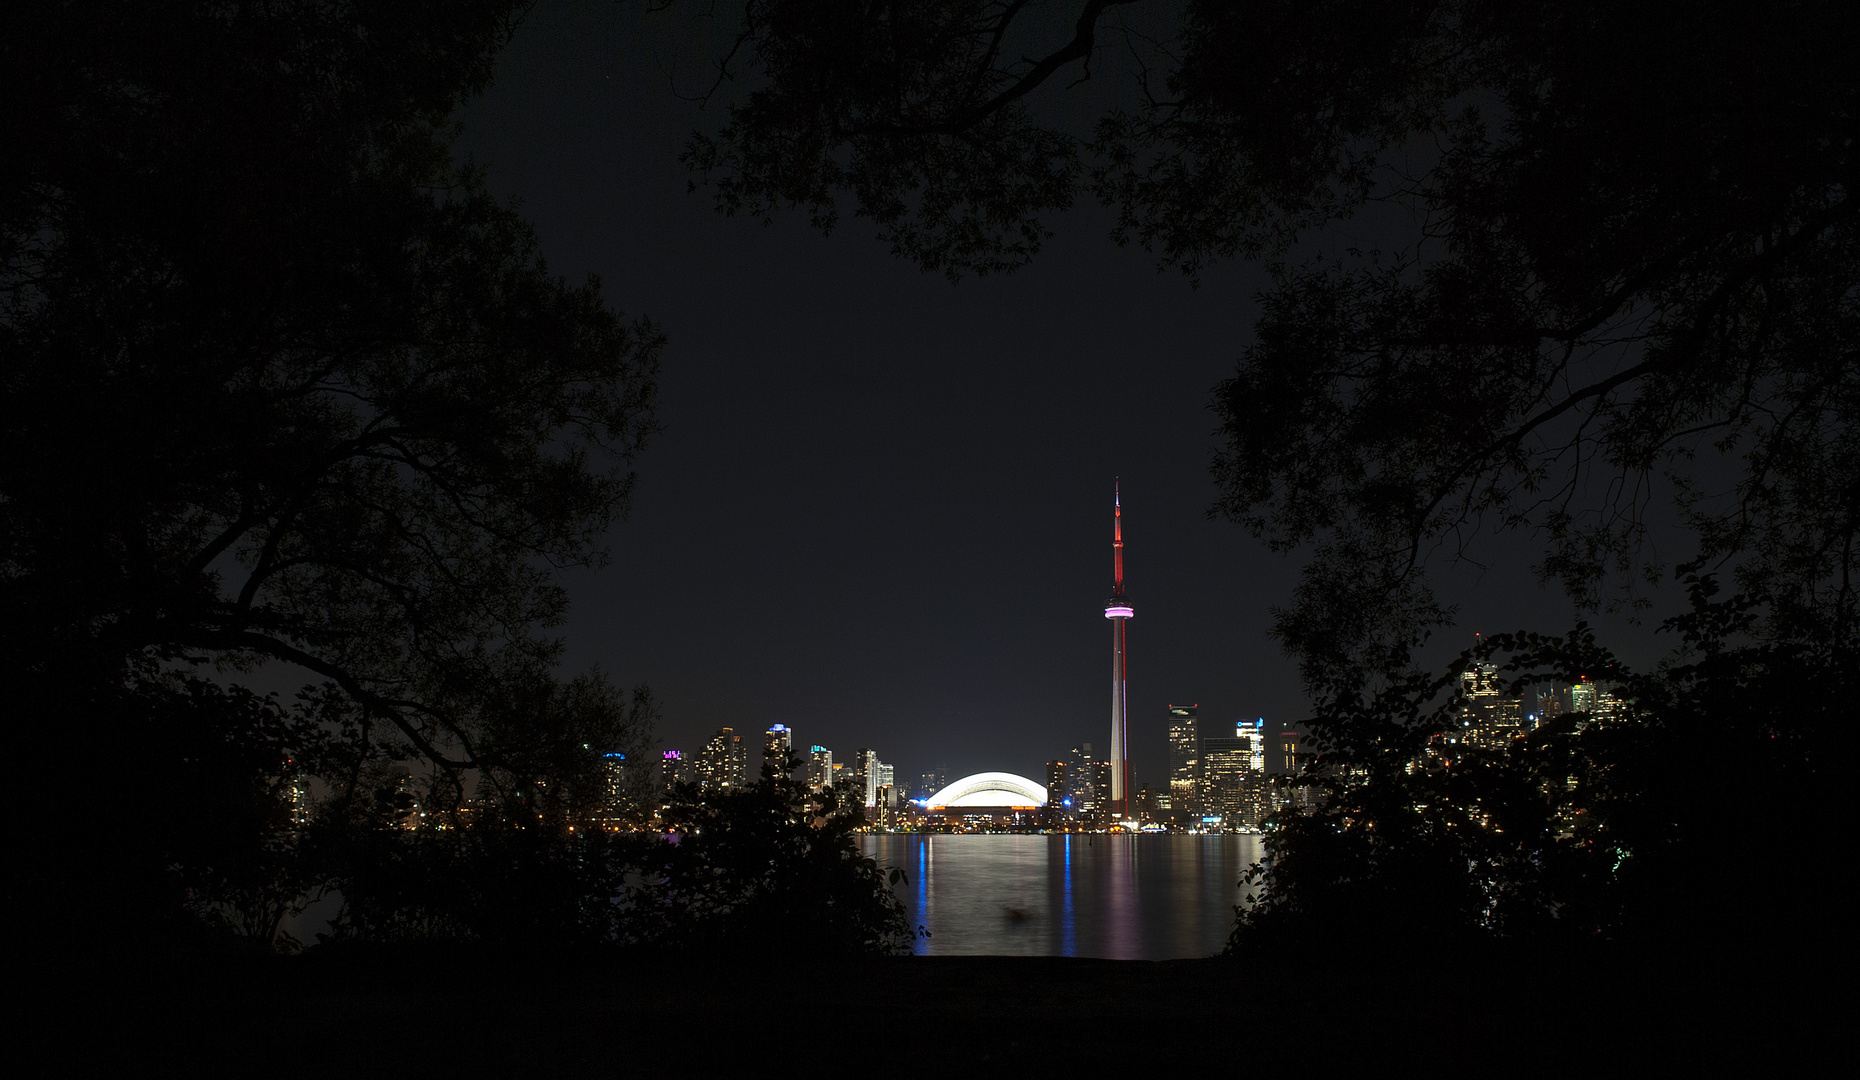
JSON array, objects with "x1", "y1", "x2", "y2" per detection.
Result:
[
  {"x1": 1035, "y1": 668, "x2": 1636, "y2": 835},
  {"x1": 1082, "y1": 703, "x2": 1285, "y2": 832},
  {"x1": 647, "y1": 725, "x2": 925, "y2": 828},
  {"x1": 636, "y1": 708, "x2": 1281, "y2": 835},
  {"x1": 642, "y1": 710, "x2": 1286, "y2": 835},
  {"x1": 1419, "y1": 667, "x2": 1631, "y2": 770},
  {"x1": 1404, "y1": 666, "x2": 1634, "y2": 836}
]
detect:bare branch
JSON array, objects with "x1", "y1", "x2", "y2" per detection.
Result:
[
  {"x1": 203, "y1": 629, "x2": 479, "y2": 770},
  {"x1": 899, "y1": 0, "x2": 1142, "y2": 135}
]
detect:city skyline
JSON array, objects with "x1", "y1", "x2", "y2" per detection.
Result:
[{"x1": 637, "y1": 669, "x2": 1591, "y2": 837}]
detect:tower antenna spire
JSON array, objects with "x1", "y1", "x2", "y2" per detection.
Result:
[{"x1": 1113, "y1": 478, "x2": 1124, "y2": 594}]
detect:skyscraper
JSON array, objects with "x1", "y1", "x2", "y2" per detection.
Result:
[
  {"x1": 1276, "y1": 730, "x2": 1317, "y2": 812},
  {"x1": 698, "y1": 728, "x2": 747, "y2": 791},
  {"x1": 1201, "y1": 734, "x2": 1247, "y2": 827},
  {"x1": 854, "y1": 748, "x2": 879, "y2": 807},
  {"x1": 1536, "y1": 689, "x2": 1566, "y2": 727},
  {"x1": 600, "y1": 752, "x2": 629, "y2": 828},
  {"x1": 1277, "y1": 730, "x2": 1305, "y2": 775},
  {"x1": 1244, "y1": 718, "x2": 1267, "y2": 824},
  {"x1": 382, "y1": 764, "x2": 423, "y2": 830},
  {"x1": 1571, "y1": 677, "x2": 1599, "y2": 715},
  {"x1": 1064, "y1": 743, "x2": 1094, "y2": 817},
  {"x1": 283, "y1": 755, "x2": 311, "y2": 828},
  {"x1": 1592, "y1": 684, "x2": 1629, "y2": 724},
  {"x1": 1103, "y1": 483, "x2": 1134, "y2": 820},
  {"x1": 763, "y1": 723, "x2": 794, "y2": 779},
  {"x1": 1167, "y1": 703, "x2": 1200, "y2": 819},
  {"x1": 660, "y1": 749, "x2": 693, "y2": 792},
  {"x1": 1203, "y1": 719, "x2": 1269, "y2": 828},
  {"x1": 1463, "y1": 660, "x2": 1500, "y2": 717},
  {"x1": 1045, "y1": 759, "x2": 1068, "y2": 825},
  {"x1": 807, "y1": 746, "x2": 834, "y2": 792},
  {"x1": 830, "y1": 761, "x2": 857, "y2": 812},
  {"x1": 1495, "y1": 694, "x2": 1526, "y2": 744}
]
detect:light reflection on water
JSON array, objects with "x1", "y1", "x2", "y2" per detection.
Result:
[{"x1": 861, "y1": 834, "x2": 1261, "y2": 959}]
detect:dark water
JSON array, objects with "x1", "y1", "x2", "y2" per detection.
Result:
[{"x1": 860, "y1": 834, "x2": 1261, "y2": 959}]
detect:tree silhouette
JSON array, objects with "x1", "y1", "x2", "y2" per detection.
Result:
[
  {"x1": 2, "y1": 2, "x2": 658, "y2": 944},
  {"x1": 1233, "y1": 586, "x2": 1845, "y2": 954},
  {"x1": 630, "y1": 754, "x2": 916, "y2": 956}
]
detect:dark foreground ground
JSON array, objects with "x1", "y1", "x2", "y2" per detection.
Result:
[{"x1": 9, "y1": 945, "x2": 1839, "y2": 1074}]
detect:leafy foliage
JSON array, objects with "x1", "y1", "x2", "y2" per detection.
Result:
[
  {"x1": 304, "y1": 671, "x2": 657, "y2": 947},
  {"x1": 3, "y1": 3, "x2": 925, "y2": 961},
  {"x1": 0, "y1": 2, "x2": 661, "y2": 946},
  {"x1": 683, "y1": 1, "x2": 1147, "y2": 279},
  {"x1": 628, "y1": 757, "x2": 916, "y2": 956},
  {"x1": 107, "y1": 677, "x2": 328, "y2": 950},
  {"x1": 314, "y1": 820, "x2": 639, "y2": 949},
  {"x1": 1235, "y1": 580, "x2": 1848, "y2": 952},
  {"x1": 3, "y1": 1, "x2": 660, "y2": 764},
  {"x1": 303, "y1": 754, "x2": 915, "y2": 956}
]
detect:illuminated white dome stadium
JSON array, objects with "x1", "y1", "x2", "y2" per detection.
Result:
[{"x1": 926, "y1": 772, "x2": 1048, "y2": 808}]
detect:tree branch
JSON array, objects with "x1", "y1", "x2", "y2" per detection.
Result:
[
  {"x1": 1413, "y1": 195, "x2": 1858, "y2": 540},
  {"x1": 907, "y1": 0, "x2": 1141, "y2": 135},
  {"x1": 197, "y1": 629, "x2": 478, "y2": 770}
]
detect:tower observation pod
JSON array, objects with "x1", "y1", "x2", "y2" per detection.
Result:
[{"x1": 1105, "y1": 482, "x2": 1133, "y2": 819}]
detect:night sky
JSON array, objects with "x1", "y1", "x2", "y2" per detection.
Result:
[{"x1": 450, "y1": 4, "x2": 1660, "y2": 788}]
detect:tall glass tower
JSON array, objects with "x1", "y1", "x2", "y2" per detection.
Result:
[
  {"x1": 763, "y1": 723, "x2": 793, "y2": 778},
  {"x1": 1167, "y1": 704, "x2": 1200, "y2": 817}
]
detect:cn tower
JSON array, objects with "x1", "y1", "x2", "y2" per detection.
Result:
[{"x1": 1104, "y1": 482, "x2": 1134, "y2": 820}]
